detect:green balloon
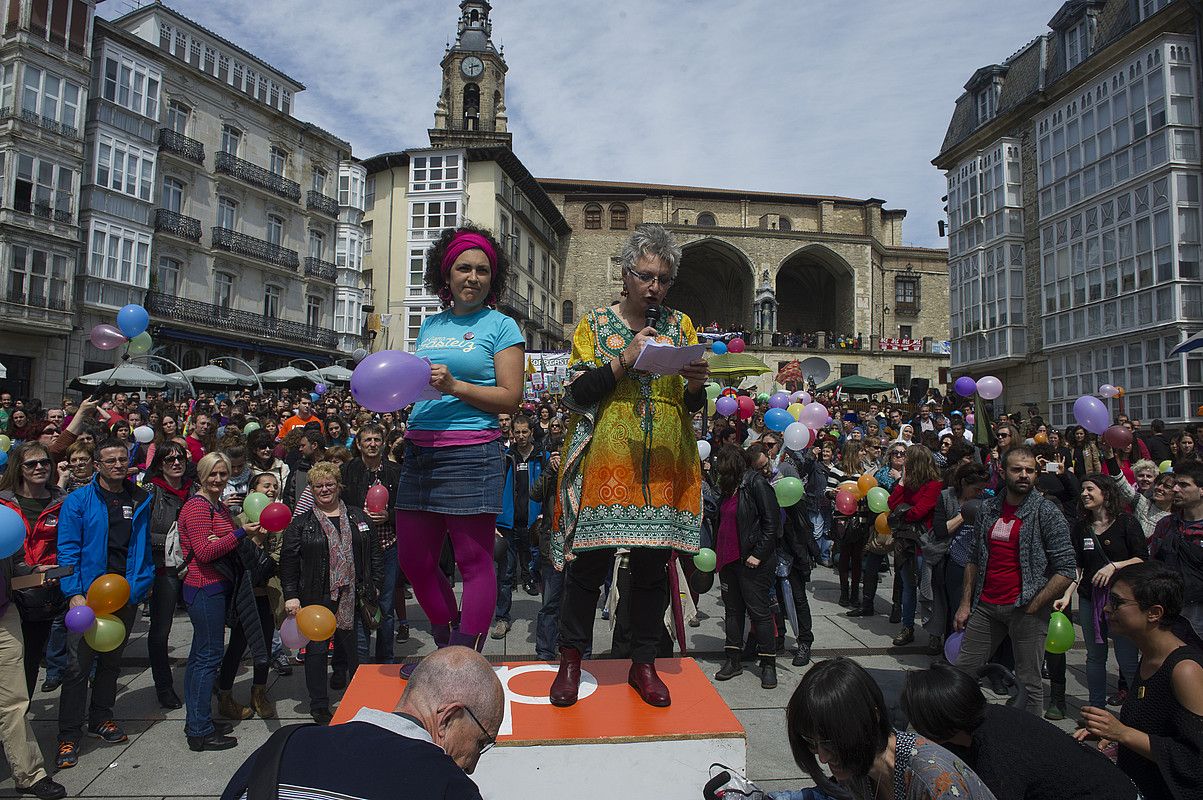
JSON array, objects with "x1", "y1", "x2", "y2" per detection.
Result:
[
  {"x1": 693, "y1": 547, "x2": 717, "y2": 572},
  {"x1": 1045, "y1": 611, "x2": 1075, "y2": 654},
  {"x1": 127, "y1": 331, "x2": 153, "y2": 356},
  {"x1": 243, "y1": 421, "x2": 261, "y2": 435},
  {"x1": 1159, "y1": 459, "x2": 1173, "y2": 473},
  {"x1": 866, "y1": 486, "x2": 890, "y2": 514},
  {"x1": 756, "y1": 392, "x2": 769, "y2": 404},
  {"x1": 83, "y1": 614, "x2": 126, "y2": 653},
  {"x1": 242, "y1": 492, "x2": 270, "y2": 523},
  {"x1": 705, "y1": 382, "x2": 721, "y2": 401},
  {"x1": 773, "y1": 477, "x2": 805, "y2": 507}
]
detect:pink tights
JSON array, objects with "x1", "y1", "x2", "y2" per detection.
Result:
[{"x1": 395, "y1": 510, "x2": 497, "y2": 636}]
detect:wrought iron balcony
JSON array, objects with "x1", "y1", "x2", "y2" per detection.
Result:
[
  {"x1": 1, "y1": 106, "x2": 79, "y2": 138},
  {"x1": 306, "y1": 190, "x2": 338, "y2": 217},
  {"x1": 530, "y1": 305, "x2": 546, "y2": 331},
  {"x1": 894, "y1": 301, "x2": 920, "y2": 316},
  {"x1": 214, "y1": 151, "x2": 301, "y2": 202},
  {"x1": 11, "y1": 197, "x2": 72, "y2": 222},
  {"x1": 154, "y1": 209, "x2": 201, "y2": 242},
  {"x1": 145, "y1": 291, "x2": 337, "y2": 349},
  {"x1": 542, "y1": 316, "x2": 563, "y2": 340},
  {"x1": 304, "y1": 257, "x2": 337, "y2": 281},
  {"x1": 499, "y1": 286, "x2": 529, "y2": 319},
  {"x1": 4, "y1": 289, "x2": 69, "y2": 311},
  {"x1": 157, "y1": 128, "x2": 205, "y2": 164},
  {"x1": 211, "y1": 227, "x2": 299, "y2": 271}
]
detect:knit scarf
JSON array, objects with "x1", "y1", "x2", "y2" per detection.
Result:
[{"x1": 316, "y1": 503, "x2": 356, "y2": 630}]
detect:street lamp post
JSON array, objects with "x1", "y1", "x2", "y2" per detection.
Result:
[
  {"x1": 127, "y1": 354, "x2": 197, "y2": 399},
  {"x1": 211, "y1": 356, "x2": 265, "y2": 396}
]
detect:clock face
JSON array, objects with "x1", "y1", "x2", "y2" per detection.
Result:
[{"x1": 461, "y1": 56, "x2": 484, "y2": 78}]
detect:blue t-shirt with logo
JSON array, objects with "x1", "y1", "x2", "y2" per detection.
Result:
[{"x1": 408, "y1": 307, "x2": 524, "y2": 431}]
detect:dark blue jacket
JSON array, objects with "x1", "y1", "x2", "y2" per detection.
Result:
[
  {"x1": 497, "y1": 447, "x2": 545, "y2": 531},
  {"x1": 57, "y1": 475, "x2": 154, "y2": 604}
]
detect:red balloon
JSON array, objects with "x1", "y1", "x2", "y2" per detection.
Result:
[
  {"x1": 737, "y1": 395, "x2": 755, "y2": 421},
  {"x1": 260, "y1": 502, "x2": 293, "y2": 533},
  {"x1": 728, "y1": 338, "x2": 746, "y2": 354},
  {"x1": 835, "y1": 490, "x2": 858, "y2": 516},
  {"x1": 1102, "y1": 424, "x2": 1133, "y2": 451},
  {"x1": 366, "y1": 484, "x2": 390, "y2": 514}
]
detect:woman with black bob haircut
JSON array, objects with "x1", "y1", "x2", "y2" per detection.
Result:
[
  {"x1": 780, "y1": 657, "x2": 996, "y2": 800},
  {"x1": 901, "y1": 663, "x2": 1137, "y2": 800}
]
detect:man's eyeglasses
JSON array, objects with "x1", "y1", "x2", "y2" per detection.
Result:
[
  {"x1": 21, "y1": 458, "x2": 51, "y2": 470},
  {"x1": 97, "y1": 457, "x2": 126, "y2": 466},
  {"x1": 626, "y1": 266, "x2": 674, "y2": 288},
  {"x1": 462, "y1": 705, "x2": 496, "y2": 755}
]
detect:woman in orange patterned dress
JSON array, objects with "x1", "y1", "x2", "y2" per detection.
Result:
[{"x1": 548, "y1": 225, "x2": 709, "y2": 708}]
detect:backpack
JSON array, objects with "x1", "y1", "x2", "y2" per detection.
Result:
[{"x1": 164, "y1": 521, "x2": 184, "y2": 570}]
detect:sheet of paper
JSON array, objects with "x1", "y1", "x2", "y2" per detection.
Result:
[{"x1": 632, "y1": 341, "x2": 709, "y2": 375}]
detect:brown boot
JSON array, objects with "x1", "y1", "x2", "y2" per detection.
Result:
[
  {"x1": 218, "y1": 690, "x2": 253, "y2": 720},
  {"x1": 250, "y1": 685, "x2": 276, "y2": 719}
]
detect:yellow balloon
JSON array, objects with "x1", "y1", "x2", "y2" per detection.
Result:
[
  {"x1": 787, "y1": 403, "x2": 804, "y2": 420},
  {"x1": 0, "y1": 435, "x2": 10, "y2": 452}
]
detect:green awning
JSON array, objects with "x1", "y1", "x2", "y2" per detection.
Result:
[{"x1": 815, "y1": 375, "x2": 898, "y2": 394}]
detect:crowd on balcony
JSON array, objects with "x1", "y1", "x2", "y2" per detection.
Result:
[{"x1": 702, "y1": 323, "x2": 865, "y2": 351}]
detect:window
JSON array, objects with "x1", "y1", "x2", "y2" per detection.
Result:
[
  {"x1": 976, "y1": 83, "x2": 999, "y2": 124},
  {"x1": 214, "y1": 272, "x2": 234, "y2": 307},
  {"x1": 309, "y1": 229, "x2": 325, "y2": 260},
  {"x1": 337, "y1": 165, "x2": 365, "y2": 208},
  {"x1": 0, "y1": 64, "x2": 14, "y2": 111},
  {"x1": 335, "y1": 293, "x2": 360, "y2": 334},
  {"x1": 1140, "y1": 0, "x2": 1170, "y2": 20},
  {"x1": 269, "y1": 146, "x2": 287, "y2": 177},
  {"x1": 541, "y1": 252, "x2": 549, "y2": 284},
  {"x1": 1065, "y1": 20, "x2": 1090, "y2": 70},
  {"x1": 267, "y1": 214, "x2": 284, "y2": 246},
  {"x1": 8, "y1": 244, "x2": 67, "y2": 308},
  {"x1": 264, "y1": 285, "x2": 281, "y2": 319},
  {"x1": 363, "y1": 220, "x2": 373, "y2": 253},
  {"x1": 696, "y1": 211, "x2": 716, "y2": 227},
  {"x1": 95, "y1": 135, "x2": 154, "y2": 201},
  {"x1": 22, "y1": 65, "x2": 83, "y2": 132},
  {"x1": 156, "y1": 256, "x2": 180, "y2": 295},
  {"x1": 312, "y1": 167, "x2": 327, "y2": 194},
  {"x1": 336, "y1": 227, "x2": 362, "y2": 271},
  {"x1": 364, "y1": 176, "x2": 375, "y2": 207},
  {"x1": 165, "y1": 100, "x2": 189, "y2": 134},
  {"x1": 160, "y1": 176, "x2": 183, "y2": 213},
  {"x1": 216, "y1": 196, "x2": 237, "y2": 229},
  {"x1": 583, "y1": 203, "x2": 601, "y2": 229},
  {"x1": 899, "y1": 325, "x2": 913, "y2": 339},
  {"x1": 306, "y1": 295, "x2": 322, "y2": 328},
  {"x1": 100, "y1": 50, "x2": 160, "y2": 119},
  {"x1": 405, "y1": 305, "x2": 440, "y2": 351},
  {"x1": 87, "y1": 221, "x2": 151, "y2": 287},
  {"x1": 562, "y1": 299, "x2": 574, "y2": 325},
  {"x1": 14, "y1": 152, "x2": 74, "y2": 218},
  {"x1": 410, "y1": 154, "x2": 461, "y2": 192},
  {"x1": 895, "y1": 275, "x2": 920, "y2": 308},
  {"x1": 893, "y1": 365, "x2": 912, "y2": 390},
  {"x1": 220, "y1": 125, "x2": 241, "y2": 156},
  {"x1": 408, "y1": 247, "x2": 426, "y2": 297},
  {"x1": 778, "y1": 216, "x2": 792, "y2": 232},
  {"x1": 410, "y1": 200, "x2": 458, "y2": 233},
  {"x1": 610, "y1": 203, "x2": 629, "y2": 230}
]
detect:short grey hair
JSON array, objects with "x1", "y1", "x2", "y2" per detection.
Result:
[{"x1": 620, "y1": 224, "x2": 682, "y2": 280}]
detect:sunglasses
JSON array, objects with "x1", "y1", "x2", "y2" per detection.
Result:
[
  {"x1": 21, "y1": 458, "x2": 51, "y2": 469},
  {"x1": 163, "y1": 455, "x2": 185, "y2": 464}
]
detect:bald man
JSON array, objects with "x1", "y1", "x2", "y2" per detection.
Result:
[{"x1": 220, "y1": 647, "x2": 502, "y2": 800}]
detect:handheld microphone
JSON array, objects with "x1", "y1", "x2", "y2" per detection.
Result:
[{"x1": 645, "y1": 304, "x2": 661, "y2": 332}]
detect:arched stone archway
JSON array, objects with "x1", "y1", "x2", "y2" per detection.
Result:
[
  {"x1": 666, "y1": 238, "x2": 754, "y2": 330},
  {"x1": 775, "y1": 245, "x2": 855, "y2": 336}
]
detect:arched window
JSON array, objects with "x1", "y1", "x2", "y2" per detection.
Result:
[
  {"x1": 697, "y1": 212, "x2": 716, "y2": 227},
  {"x1": 562, "y1": 299, "x2": 574, "y2": 325},
  {"x1": 778, "y1": 216, "x2": 792, "y2": 231},
  {"x1": 609, "y1": 203, "x2": 628, "y2": 230},
  {"x1": 583, "y1": 203, "x2": 602, "y2": 229},
  {"x1": 462, "y1": 83, "x2": 480, "y2": 129}
]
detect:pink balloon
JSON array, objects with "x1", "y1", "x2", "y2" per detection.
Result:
[
  {"x1": 279, "y1": 617, "x2": 308, "y2": 650},
  {"x1": 1098, "y1": 384, "x2": 1118, "y2": 399},
  {"x1": 977, "y1": 375, "x2": 1004, "y2": 400},
  {"x1": 89, "y1": 324, "x2": 128, "y2": 351},
  {"x1": 366, "y1": 484, "x2": 390, "y2": 514},
  {"x1": 966, "y1": 413, "x2": 975, "y2": 425},
  {"x1": 835, "y1": 490, "x2": 858, "y2": 516},
  {"x1": 799, "y1": 401, "x2": 828, "y2": 429},
  {"x1": 728, "y1": 338, "x2": 746, "y2": 354}
]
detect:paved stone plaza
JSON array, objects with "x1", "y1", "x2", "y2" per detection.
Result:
[{"x1": 0, "y1": 568, "x2": 1099, "y2": 798}]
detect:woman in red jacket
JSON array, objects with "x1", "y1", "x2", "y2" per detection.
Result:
[
  {"x1": 0, "y1": 442, "x2": 68, "y2": 697},
  {"x1": 887, "y1": 444, "x2": 943, "y2": 648}
]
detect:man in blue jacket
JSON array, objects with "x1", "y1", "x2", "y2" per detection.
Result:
[
  {"x1": 491, "y1": 416, "x2": 544, "y2": 640},
  {"x1": 54, "y1": 439, "x2": 154, "y2": 769}
]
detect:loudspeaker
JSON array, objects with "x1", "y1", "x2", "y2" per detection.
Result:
[{"x1": 908, "y1": 377, "x2": 930, "y2": 405}]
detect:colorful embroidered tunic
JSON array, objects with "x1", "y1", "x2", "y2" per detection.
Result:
[{"x1": 551, "y1": 305, "x2": 702, "y2": 566}]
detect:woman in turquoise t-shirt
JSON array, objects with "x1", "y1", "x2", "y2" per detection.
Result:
[{"x1": 396, "y1": 224, "x2": 524, "y2": 673}]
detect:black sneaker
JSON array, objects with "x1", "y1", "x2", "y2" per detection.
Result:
[
  {"x1": 187, "y1": 732, "x2": 238, "y2": 752},
  {"x1": 792, "y1": 643, "x2": 812, "y2": 667},
  {"x1": 54, "y1": 741, "x2": 79, "y2": 770},
  {"x1": 272, "y1": 653, "x2": 293, "y2": 676},
  {"x1": 395, "y1": 623, "x2": 410, "y2": 643},
  {"x1": 17, "y1": 776, "x2": 67, "y2": 799},
  {"x1": 86, "y1": 720, "x2": 127, "y2": 743},
  {"x1": 40, "y1": 677, "x2": 61, "y2": 693}
]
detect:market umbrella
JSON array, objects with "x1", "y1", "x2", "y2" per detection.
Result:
[
  {"x1": 312, "y1": 365, "x2": 352, "y2": 384},
  {"x1": 183, "y1": 364, "x2": 253, "y2": 388},
  {"x1": 815, "y1": 374, "x2": 898, "y2": 395},
  {"x1": 705, "y1": 352, "x2": 772, "y2": 380},
  {"x1": 69, "y1": 363, "x2": 190, "y2": 393},
  {"x1": 258, "y1": 366, "x2": 321, "y2": 389}
]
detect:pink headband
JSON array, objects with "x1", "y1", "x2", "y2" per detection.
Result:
[{"x1": 440, "y1": 232, "x2": 497, "y2": 279}]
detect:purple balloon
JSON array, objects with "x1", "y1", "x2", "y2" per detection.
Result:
[
  {"x1": 715, "y1": 395, "x2": 738, "y2": 417},
  {"x1": 1073, "y1": 394, "x2": 1111, "y2": 435},
  {"x1": 800, "y1": 401, "x2": 828, "y2": 429},
  {"x1": 953, "y1": 376, "x2": 977, "y2": 397},
  {"x1": 65, "y1": 605, "x2": 96, "y2": 634},
  {"x1": 279, "y1": 616, "x2": 308, "y2": 650},
  {"x1": 944, "y1": 630, "x2": 965, "y2": 663},
  {"x1": 314, "y1": 383, "x2": 328, "y2": 396},
  {"x1": 350, "y1": 350, "x2": 432, "y2": 412},
  {"x1": 768, "y1": 392, "x2": 792, "y2": 410},
  {"x1": 89, "y1": 323, "x2": 127, "y2": 351}
]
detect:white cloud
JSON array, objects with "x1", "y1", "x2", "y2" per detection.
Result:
[{"x1": 105, "y1": 0, "x2": 1061, "y2": 247}]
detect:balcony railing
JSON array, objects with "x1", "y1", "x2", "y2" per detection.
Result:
[
  {"x1": 4, "y1": 289, "x2": 69, "y2": 311},
  {"x1": 154, "y1": 209, "x2": 201, "y2": 242},
  {"x1": 145, "y1": 291, "x2": 337, "y2": 349},
  {"x1": 542, "y1": 316, "x2": 563, "y2": 340},
  {"x1": 157, "y1": 128, "x2": 205, "y2": 164},
  {"x1": 211, "y1": 227, "x2": 299, "y2": 271},
  {"x1": 499, "y1": 286, "x2": 529, "y2": 319},
  {"x1": 215, "y1": 151, "x2": 301, "y2": 202},
  {"x1": 894, "y1": 301, "x2": 920, "y2": 317},
  {"x1": 1, "y1": 106, "x2": 79, "y2": 138},
  {"x1": 304, "y1": 257, "x2": 337, "y2": 281},
  {"x1": 530, "y1": 306, "x2": 546, "y2": 331},
  {"x1": 11, "y1": 197, "x2": 72, "y2": 222},
  {"x1": 306, "y1": 190, "x2": 338, "y2": 217}
]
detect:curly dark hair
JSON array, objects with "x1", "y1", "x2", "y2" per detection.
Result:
[{"x1": 423, "y1": 222, "x2": 510, "y2": 309}]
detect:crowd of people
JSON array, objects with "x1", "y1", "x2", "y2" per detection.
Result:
[{"x1": 0, "y1": 222, "x2": 1198, "y2": 800}]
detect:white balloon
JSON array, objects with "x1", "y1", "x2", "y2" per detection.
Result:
[
  {"x1": 784, "y1": 422, "x2": 811, "y2": 451},
  {"x1": 697, "y1": 440, "x2": 711, "y2": 461},
  {"x1": 133, "y1": 425, "x2": 154, "y2": 444}
]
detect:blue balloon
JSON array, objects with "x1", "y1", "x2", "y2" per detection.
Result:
[
  {"x1": 309, "y1": 392, "x2": 320, "y2": 403},
  {"x1": 764, "y1": 407, "x2": 794, "y2": 432},
  {"x1": 116, "y1": 304, "x2": 150, "y2": 339},
  {"x1": 0, "y1": 450, "x2": 7, "y2": 468},
  {"x1": 711, "y1": 340, "x2": 728, "y2": 355},
  {"x1": 0, "y1": 503, "x2": 23, "y2": 558}
]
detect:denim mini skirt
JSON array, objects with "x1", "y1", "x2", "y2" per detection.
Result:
[{"x1": 395, "y1": 439, "x2": 504, "y2": 516}]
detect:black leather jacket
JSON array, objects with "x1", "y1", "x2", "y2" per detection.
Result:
[
  {"x1": 715, "y1": 469, "x2": 781, "y2": 565},
  {"x1": 279, "y1": 505, "x2": 383, "y2": 607}
]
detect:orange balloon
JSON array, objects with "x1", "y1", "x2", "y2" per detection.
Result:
[
  {"x1": 296, "y1": 605, "x2": 337, "y2": 642},
  {"x1": 1115, "y1": 387, "x2": 1125, "y2": 398},
  {"x1": 1033, "y1": 433, "x2": 1048, "y2": 444},
  {"x1": 875, "y1": 512, "x2": 892, "y2": 537},
  {"x1": 857, "y1": 473, "x2": 878, "y2": 496},
  {"x1": 837, "y1": 480, "x2": 862, "y2": 500},
  {"x1": 1197, "y1": 404, "x2": 1203, "y2": 417},
  {"x1": 86, "y1": 573, "x2": 130, "y2": 616}
]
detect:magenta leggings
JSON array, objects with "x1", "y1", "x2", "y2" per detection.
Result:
[{"x1": 395, "y1": 510, "x2": 497, "y2": 636}]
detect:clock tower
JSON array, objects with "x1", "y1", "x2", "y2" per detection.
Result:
[{"x1": 430, "y1": 0, "x2": 512, "y2": 148}]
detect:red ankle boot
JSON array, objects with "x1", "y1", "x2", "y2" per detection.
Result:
[
  {"x1": 550, "y1": 647, "x2": 582, "y2": 707},
  {"x1": 628, "y1": 662, "x2": 670, "y2": 707}
]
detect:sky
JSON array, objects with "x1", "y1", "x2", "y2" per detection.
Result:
[{"x1": 102, "y1": 0, "x2": 1064, "y2": 248}]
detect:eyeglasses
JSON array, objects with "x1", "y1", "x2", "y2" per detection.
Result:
[
  {"x1": 997, "y1": 433, "x2": 1011, "y2": 440},
  {"x1": 625, "y1": 266, "x2": 674, "y2": 288},
  {"x1": 462, "y1": 705, "x2": 496, "y2": 755},
  {"x1": 891, "y1": 451, "x2": 906, "y2": 457},
  {"x1": 797, "y1": 732, "x2": 832, "y2": 754},
  {"x1": 1106, "y1": 592, "x2": 1136, "y2": 610},
  {"x1": 97, "y1": 456, "x2": 125, "y2": 466},
  {"x1": 163, "y1": 455, "x2": 185, "y2": 464},
  {"x1": 21, "y1": 458, "x2": 51, "y2": 469}
]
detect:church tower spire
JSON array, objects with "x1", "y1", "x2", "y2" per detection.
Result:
[{"x1": 430, "y1": 0, "x2": 512, "y2": 148}]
